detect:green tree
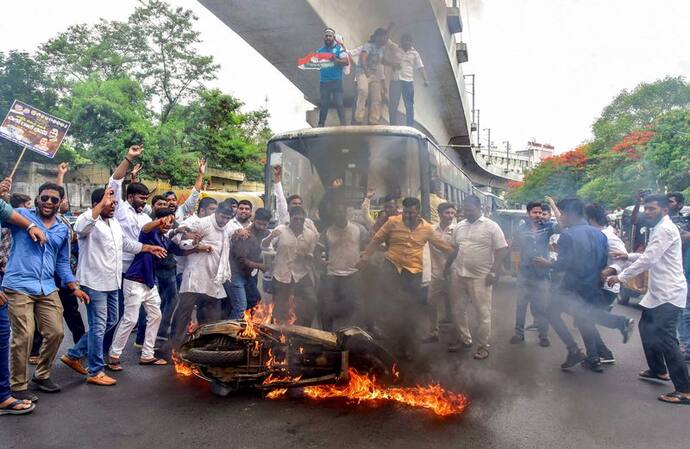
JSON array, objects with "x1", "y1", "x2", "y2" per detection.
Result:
[
  {"x1": 645, "y1": 109, "x2": 690, "y2": 193},
  {"x1": 184, "y1": 89, "x2": 270, "y2": 181}
]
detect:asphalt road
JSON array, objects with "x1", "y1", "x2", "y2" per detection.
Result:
[{"x1": 2, "y1": 278, "x2": 689, "y2": 449}]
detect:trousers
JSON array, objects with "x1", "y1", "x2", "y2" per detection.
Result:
[
  {"x1": 448, "y1": 274, "x2": 493, "y2": 348},
  {"x1": 110, "y1": 280, "x2": 161, "y2": 360}
]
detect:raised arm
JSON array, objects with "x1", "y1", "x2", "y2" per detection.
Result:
[
  {"x1": 56, "y1": 162, "x2": 69, "y2": 186},
  {"x1": 177, "y1": 159, "x2": 206, "y2": 220},
  {"x1": 272, "y1": 165, "x2": 290, "y2": 225},
  {"x1": 112, "y1": 145, "x2": 143, "y2": 182},
  {"x1": 0, "y1": 196, "x2": 46, "y2": 245}
]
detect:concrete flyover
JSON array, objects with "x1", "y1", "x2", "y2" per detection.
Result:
[{"x1": 198, "y1": 0, "x2": 520, "y2": 189}]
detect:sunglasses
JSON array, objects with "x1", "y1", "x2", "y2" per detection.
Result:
[{"x1": 40, "y1": 195, "x2": 61, "y2": 205}]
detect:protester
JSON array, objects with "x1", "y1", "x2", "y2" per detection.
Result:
[
  {"x1": 164, "y1": 159, "x2": 206, "y2": 221},
  {"x1": 60, "y1": 187, "x2": 134, "y2": 385},
  {"x1": 510, "y1": 202, "x2": 553, "y2": 347},
  {"x1": 360, "y1": 197, "x2": 455, "y2": 358},
  {"x1": 229, "y1": 207, "x2": 272, "y2": 316},
  {"x1": 3, "y1": 181, "x2": 88, "y2": 397},
  {"x1": 262, "y1": 206, "x2": 319, "y2": 326},
  {"x1": 388, "y1": 34, "x2": 428, "y2": 126},
  {"x1": 423, "y1": 202, "x2": 456, "y2": 343},
  {"x1": 272, "y1": 165, "x2": 318, "y2": 233},
  {"x1": 316, "y1": 27, "x2": 348, "y2": 127},
  {"x1": 534, "y1": 198, "x2": 633, "y2": 372},
  {"x1": 353, "y1": 27, "x2": 390, "y2": 125},
  {"x1": 31, "y1": 163, "x2": 85, "y2": 366},
  {"x1": 104, "y1": 145, "x2": 167, "y2": 354},
  {"x1": 447, "y1": 195, "x2": 508, "y2": 359},
  {"x1": 607, "y1": 195, "x2": 690, "y2": 404},
  {"x1": 174, "y1": 197, "x2": 218, "y2": 289},
  {"x1": 666, "y1": 192, "x2": 690, "y2": 360},
  {"x1": 0, "y1": 177, "x2": 46, "y2": 414},
  {"x1": 109, "y1": 210, "x2": 206, "y2": 369},
  {"x1": 319, "y1": 203, "x2": 370, "y2": 330},
  {"x1": 172, "y1": 199, "x2": 234, "y2": 346}
]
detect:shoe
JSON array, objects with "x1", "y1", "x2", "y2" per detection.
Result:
[
  {"x1": 560, "y1": 349, "x2": 586, "y2": 370},
  {"x1": 86, "y1": 372, "x2": 117, "y2": 386},
  {"x1": 420, "y1": 334, "x2": 439, "y2": 343},
  {"x1": 30, "y1": 376, "x2": 61, "y2": 393},
  {"x1": 60, "y1": 354, "x2": 87, "y2": 375},
  {"x1": 638, "y1": 370, "x2": 671, "y2": 382},
  {"x1": 12, "y1": 390, "x2": 38, "y2": 402},
  {"x1": 538, "y1": 337, "x2": 551, "y2": 347},
  {"x1": 599, "y1": 352, "x2": 616, "y2": 364},
  {"x1": 509, "y1": 335, "x2": 524, "y2": 344},
  {"x1": 581, "y1": 358, "x2": 604, "y2": 373},
  {"x1": 525, "y1": 324, "x2": 538, "y2": 331},
  {"x1": 621, "y1": 318, "x2": 635, "y2": 344}
]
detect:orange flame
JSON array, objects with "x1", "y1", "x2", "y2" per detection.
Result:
[
  {"x1": 171, "y1": 350, "x2": 194, "y2": 377},
  {"x1": 268, "y1": 369, "x2": 469, "y2": 417},
  {"x1": 239, "y1": 303, "x2": 275, "y2": 339}
]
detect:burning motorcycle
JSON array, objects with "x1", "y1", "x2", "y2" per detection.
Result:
[{"x1": 175, "y1": 317, "x2": 397, "y2": 397}]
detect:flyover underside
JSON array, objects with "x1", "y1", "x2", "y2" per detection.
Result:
[{"x1": 199, "y1": 0, "x2": 518, "y2": 189}]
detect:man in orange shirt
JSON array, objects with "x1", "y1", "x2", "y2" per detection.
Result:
[{"x1": 360, "y1": 197, "x2": 455, "y2": 358}]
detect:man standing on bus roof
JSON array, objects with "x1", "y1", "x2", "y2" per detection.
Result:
[
  {"x1": 388, "y1": 34, "x2": 428, "y2": 127},
  {"x1": 317, "y1": 27, "x2": 349, "y2": 127}
]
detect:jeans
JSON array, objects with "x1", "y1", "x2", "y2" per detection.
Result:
[
  {"x1": 679, "y1": 291, "x2": 690, "y2": 352},
  {"x1": 548, "y1": 288, "x2": 627, "y2": 358},
  {"x1": 224, "y1": 273, "x2": 248, "y2": 320},
  {"x1": 137, "y1": 270, "x2": 179, "y2": 341},
  {"x1": 389, "y1": 80, "x2": 415, "y2": 126},
  {"x1": 0, "y1": 304, "x2": 10, "y2": 402},
  {"x1": 515, "y1": 275, "x2": 549, "y2": 339},
  {"x1": 318, "y1": 80, "x2": 346, "y2": 126},
  {"x1": 67, "y1": 287, "x2": 119, "y2": 376},
  {"x1": 639, "y1": 303, "x2": 690, "y2": 393},
  {"x1": 102, "y1": 284, "x2": 125, "y2": 354}
]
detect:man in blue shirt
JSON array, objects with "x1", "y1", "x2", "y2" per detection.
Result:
[
  {"x1": 3, "y1": 182, "x2": 89, "y2": 397},
  {"x1": 510, "y1": 202, "x2": 553, "y2": 347},
  {"x1": 0, "y1": 177, "x2": 46, "y2": 414},
  {"x1": 534, "y1": 198, "x2": 633, "y2": 372},
  {"x1": 316, "y1": 27, "x2": 349, "y2": 127}
]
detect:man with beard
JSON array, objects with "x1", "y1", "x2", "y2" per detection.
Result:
[
  {"x1": 163, "y1": 159, "x2": 206, "y2": 222},
  {"x1": 666, "y1": 192, "x2": 690, "y2": 361},
  {"x1": 60, "y1": 187, "x2": 134, "y2": 385},
  {"x1": 262, "y1": 206, "x2": 319, "y2": 326},
  {"x1": 105, "y1": 146, "x2": 167, "y2": 354},
  {"x1": 0, "y1": 177, "x2": 46, "y2": 414},
  {"x1": 172, "y1": 199, "x2": 235, "y2": 346},
  {"x1": 608, "y1": 195, "x2": 690, "y2": 405},
  {"x1": 3, "y1": 182, "x2": 89, "y2": 396},
  {"x1": 229, "y1": 207, "x2": 272, "y2": 317},
  {"x1": 360, "y1": 197, "x2": 455, "y2": 358},
  {"x1": 510, "y1": 201, "x2": 553, "y2": 348},
  {"x1": 319, "y1": 203, "x2": 369, "y2": 331},
  {"x1": 272, "y1": 165, "x2": 318, "y2": 234},
  {"x1": 316, "y1": 27, "x2": 349, "y2": 127}
]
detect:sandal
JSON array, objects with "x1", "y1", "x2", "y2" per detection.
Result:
[
  {"x1": 139, "y1": 357, "x2": 168, "y2": 366},
  {"x1": 658, "y1": 391, "x2": 690, "y2": 405},
  {"x1": 473, "y1": 347, "x2": 490, "y2": 360},
  {"x1": 0, "y1": 399, "x2": 36, "y2": 415},
  {"x1": 638, "y1": 370, "x2": 670, "y2": 382},
  {"x1": 107, "y1": 357, "x2": 123, "y2": 372}
]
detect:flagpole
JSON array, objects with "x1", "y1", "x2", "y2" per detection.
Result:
[{"x1": 9, "y1": 146, "x2": 27, "y2": 179}]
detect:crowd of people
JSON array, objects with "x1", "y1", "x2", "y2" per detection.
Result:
[
  {"x1": 315, "y1": 25, "x2": 428, "y2": 127},
  {"x1": 0, "y1": 144, "x2": 689, "y2": 416}
]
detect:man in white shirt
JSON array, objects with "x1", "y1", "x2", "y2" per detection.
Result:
[
  {"x1": 103, "y1": 146, "x2": 166, "y2": 353},
  {"x1": 608, "y1": 195, "x2": 690, "y2": 405},
  {"x1": 447, "y1": 195, "x2": 509, "y2": 359},
  {"x1": 388, "y1": 34, "x2": 428, "y2": 127},
  {"x1": 319, "y1": 203, "x2": 369, "y2": 330},
  {"x1": 60, "y1": 188, "x2": 138, "y2": 386},
  {"x1": 262, "y1": 206, "x2": 318, "y2": 326},
  {"x1": 171, "y1": 199, "x2": 235, "y2": 346}
]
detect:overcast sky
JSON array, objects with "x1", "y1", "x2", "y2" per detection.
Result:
[{"x1": 1, "y1": 0, "x2": 689, "y2": 154}]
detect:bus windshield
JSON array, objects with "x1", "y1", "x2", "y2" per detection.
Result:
[{"x1": 266, "y1": 130, "x2": 423, "y2": 228}]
